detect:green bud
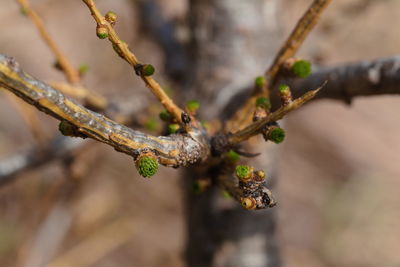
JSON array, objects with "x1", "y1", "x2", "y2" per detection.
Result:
[
  {"x1": 20, "y1": 7, "x2": 28, "y2": 16},
  {"x1": 291, "y1": 59, "x2": 312, "y2": 78},
  {"x1": 78, "y1": 64, "x2": 89, "y2": 76},
  {"x1": 235, "y1": 165, "x2": 253, "y2": 181},
  {"x1": 159, "y1": 110, "x2": 172, "y2": 122},
  {"x1": 145, "y1": 117, "x2": 158, "y2": 132},
  {"x1": 255, "y1": 97, "x2": 271, "y2": 110},
  {"x1": 268, "y1": 127, "x2": 285, "y2": 144},
  {"x1": 58, "y1": 121, "x2": 75, "y2": 137},
  {"x1": 168, "y1": 124, "x2": 179, "y2": 134},
  {"x1": 254, "y1": 76, "x2": 266, "y2": 88},
  {"x1": 186, "y1": 100, "x2": 200, "y2": 113},
  {"x1": 136, "y1": 156, "x2": 158, "y2": 178},
  {"x1": 226, "y1": 150, "x2": 240, "y2": 162},
  {"x1": 222, "y1": 190, "x2": 232, "y2": 199},
  {"x1": 96, "y1": 26, "x2": 109, "y2": 39},
  {"x1": 105, "y1": 11, "x2": 117, "y2": 25},
  {"x1": 278, "y1": 84, "x2": 290, "y2": 93},
  {"x1": 141, "y1": 64, "x2": 155, "y2": 76}
]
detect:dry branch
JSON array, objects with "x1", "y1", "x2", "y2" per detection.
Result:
[
  {"x1": 226, "y1": 0, "x2": 332, "y2": 132},
  {"x1": 266, "y1": 0, "x2": 332, "y2": 81},
  {"x1": 228, "y1": 86, "x2": 322, "y2": 145},
  {"x1": 16, "y1": 0, "x2": 108, "y2": 112},
  {"x1": 16, "y1": 0, "x2": 80, "y2": 84},
  {"x1": 287, "y1": 56, "x2": 400, "y2": 103},
  {"x1": 81, "y1": 0, "x2": 185, "y2": 123},
  {"x1": 0, "y1": 55, "x2": 208, "y2": 168}
]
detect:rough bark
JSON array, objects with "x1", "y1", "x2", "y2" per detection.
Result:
[
  {"x1": 185, "y1": 0, "x2": 282, "y2": 266},
  {"x1": 287, "y1": 56, "x2": 400, "y2": 103}
]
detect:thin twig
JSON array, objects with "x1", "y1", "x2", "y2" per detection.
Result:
[
  {"x1": 226, "y1": 0, "x2": 332, "y2": 132},
  {"x1": 16, "y1": 0, "x2": 109, "y2": 112},
  {"x1": 16, "y1": 0, "x2": 80, "y2": 84},
  {"x1": 81, "y1": 0, "x2": 185, "y2": 123},
  {"x1": 266, "y1": 0, "x2": 332, "y2": 82},
  {"x1": 228, "y1": 86, "x2": 322, "y2": 145}
]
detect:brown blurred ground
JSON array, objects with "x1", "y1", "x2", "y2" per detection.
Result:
[{"x1": 0, "y1": 0, "x2": 399, "y2": 266}]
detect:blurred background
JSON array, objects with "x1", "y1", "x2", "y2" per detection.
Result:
[{"x1": 0, "y1": 0, "x2": 400, "y2": 266}]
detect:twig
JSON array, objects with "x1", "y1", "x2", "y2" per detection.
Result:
[
  {"x1": 266, "y1": 0, "x2": 332, "y2": 82},
  {"x1": 16, "y1": 0, "x2": 109, "y2": 112},
  {"x1": 81, "y1": 0, "x2": 185, "y2": 123},
  {"x1": 226, "y1": 0, "x2": 332, "y2": 132},
  {"x1": 0, "y1": 55, "x2": 209, "y2": 167},
  {"x1": 16, "y1": 0, "x2": 80, "y2": 84},
  {"x1": 228, "y1": 86, "x2": 322, "y2": 145}
]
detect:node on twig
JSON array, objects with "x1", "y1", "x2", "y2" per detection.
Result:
[
  {"x1": 96, "y1": 25, "x2": 109, "y2": 39},
  {"x1": 105, "y1": 11, "x2": 117, "y2": 26}
]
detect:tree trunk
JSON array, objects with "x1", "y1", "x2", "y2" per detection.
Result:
[{"x1": 185, "y1": 1, "x2": 283, "y2": 266}]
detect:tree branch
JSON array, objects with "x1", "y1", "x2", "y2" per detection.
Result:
[
  {"x1": 0, "y1": 55, "x2": 209, "y2": 167},
  {"x1": 81, "y1": 0, "x2": 185, "y2": 123},
  {"x1": 16, "y1": 0, "x2": 109, "y2": 112},
  {"x1": 16, "y1": 0, "x2": 80, "y2": 84},
  {"x1": 287, "y1": 56, "x2": 400, "y2": 103},
  {"x1": 226, "y1": 0, "x2": 332, "y2": 132},
  {"x1": 266, "y1": 0, "x2": 332, "y2": 82},
  {"x1": 228, "y1": 86, "x2": 322, "y2": 145}
]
